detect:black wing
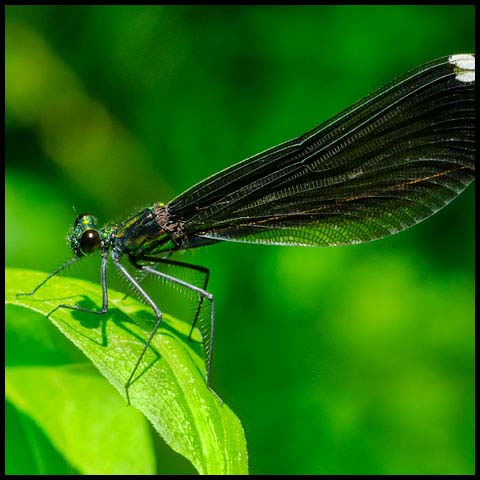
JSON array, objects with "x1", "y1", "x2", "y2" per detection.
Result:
[{"x1": 168, "y1": 54, "x2": 475, "y2": 247}]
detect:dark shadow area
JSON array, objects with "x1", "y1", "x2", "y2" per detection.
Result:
[
  {"x1": 5, "y1": 400, "x2": 79, "y2": 475},
  {"x1": 42, "y1": 292, "x2": 207, "y2": 391}
]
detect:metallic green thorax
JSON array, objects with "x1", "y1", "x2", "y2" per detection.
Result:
[{"x1": 113, "y1": 204, "x2": 179, "y2": 258}]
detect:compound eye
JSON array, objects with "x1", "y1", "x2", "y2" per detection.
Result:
[
  {"x1": 79, "y1": 229, "x2": 101, "y2": 254},
  {"x1": 75, "y1": 213, "x2": 96, "y2": 227}
]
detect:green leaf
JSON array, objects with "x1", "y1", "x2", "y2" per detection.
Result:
[
  {"x1": 5, "y1": 399, "x2": 79, "y2": 475},
  {"x1": 6, "y1": 301, "x2": 156, "y2": 474},
  {"x1": 6, "y1": 364, "x2": 156, "y2": 474},
  {"x1": 6, "y1": 268, "x2": 249, "y2": 475}
]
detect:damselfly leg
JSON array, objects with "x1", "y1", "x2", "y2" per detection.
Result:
[
  {"x1": 144, "y1": 257, "x2": 211, "y2": 342},
  {"x1": 137, "y1": 263, "x2": 216, "y2": 394},
  {"x1": 16, "y1": 257, "x2": 80, "y2": 298},
  {"x1": 16, "y1": 255, "x2": 109, "y2": 320}
]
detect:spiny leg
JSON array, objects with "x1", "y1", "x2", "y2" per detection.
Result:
[
  {"x1": 121, "y1": 252, "x2": 175, "y2": 300},
  {"x1": 45, "y1": 253, "x2": 109, "y2": 319},
  {"x1": 140, "y1": 264, "x2": 221, "y2": 404},
  {"x1": 140, "y1": 256, "x2": 210, "y2": 341},
  {"x1": 113, "y1": 259, "x2": 164, "y2": 406},
  {"x1": 16, "y1": 257, "x2": 80, "y2": 298},
  {"x1": 121, "y1": 264, "x2": 158, "y2": 301}
]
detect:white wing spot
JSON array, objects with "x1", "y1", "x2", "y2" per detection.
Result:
[{"x1": 449, "y1": 54, "x2": 475, "y2": 83}]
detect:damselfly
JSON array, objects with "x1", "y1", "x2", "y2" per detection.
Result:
[{"x1": 19, "y1": 54, "x2": 475, "y2": 404}]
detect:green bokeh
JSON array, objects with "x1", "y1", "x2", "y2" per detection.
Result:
[{"x1": 6, "y1": 5, "x2": 474, "y2": 475}]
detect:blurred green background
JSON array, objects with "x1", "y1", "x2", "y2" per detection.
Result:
[{"x1": 6, "y1": 5, "x2": 474, "y2": 475}]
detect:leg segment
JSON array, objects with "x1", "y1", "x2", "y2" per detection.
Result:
[
  {"x1": 139, "y1": 256, "x2": 210, "y2": 341},
  {"x1": 140, "y1": 264, "x2": 216, "y2": 394},
  {"x1": 113, "y1": 258, "x2": 164, "y2": 405},
  {"x1": 17, "y1": 257, "x2": 80, "y2": 298},
  {"x1": 45, "y1": 253, "x2": 108, "y2": 319}
]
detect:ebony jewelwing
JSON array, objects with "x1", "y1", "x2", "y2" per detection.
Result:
[{"x1": 19, "y1": 54, "x2": 475, "y2": 404}]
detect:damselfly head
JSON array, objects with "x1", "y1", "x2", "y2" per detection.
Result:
[
  {"x1": 68, "y1": 213, "x2": 102, "y2": 257},
  {"x1": 74, "y1": 213, "x2": 97, "y2": 227}
]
